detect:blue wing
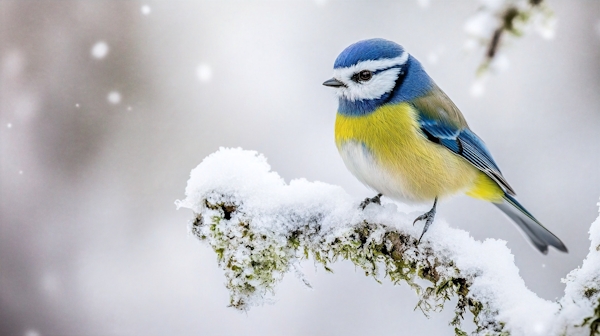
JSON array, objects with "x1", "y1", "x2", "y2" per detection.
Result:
[{"x1": 419, "y1": 118, "x2": 516, "y2": 196}]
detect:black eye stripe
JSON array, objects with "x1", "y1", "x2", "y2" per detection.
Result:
[
  {"x1": 372, "y1": 63, "x2": 404, "y2": 75},
  {"x1": 351, "y1": 63, "x2": 405, "y2": 83}
]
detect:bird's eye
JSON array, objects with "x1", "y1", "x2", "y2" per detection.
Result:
[
  {"x1": 351, "y1": 70, "x2": 373, "y2": 83},
  {"x1": 358, "y1": 70, "x2": 372, "y2": 81}
]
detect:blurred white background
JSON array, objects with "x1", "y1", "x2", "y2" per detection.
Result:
[{"x1": 1, "y1": 1, "x2": 599, "y2": 335}]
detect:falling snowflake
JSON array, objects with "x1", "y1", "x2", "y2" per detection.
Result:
[
  {"x1": 23, "y1": 329, "x2": 40, "y2": 336},
  {"x1": 196, "y1": 64, "x2": 212, "y2": 82},
  {"x1": 470, "y1": 78, "x2": 487, "y2": 97},
  {"x1": 417, "y1": 0, "x2": 431, "y2": 9},
  {"x1": 91, "y1": 41, "x2": 109, "y2": 59},
  {"x1": 107, "y1": 91, "x2": 121, "y2": 104}
]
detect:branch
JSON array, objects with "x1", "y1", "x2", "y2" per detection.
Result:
[
  {"x1": 176, "y1": 148, "x2": 600, "y2": 336},
  {"x1": 465, "y1": 0, "x2": 556, "y2": 77}
]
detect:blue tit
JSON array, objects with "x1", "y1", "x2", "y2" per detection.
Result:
[{"x1": 323, "y1": 38, "x2": 567, "y2": 254}]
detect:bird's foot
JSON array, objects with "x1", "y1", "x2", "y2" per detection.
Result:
[
  {"x1": 359, "y1": 193, "x2": 382, "y2": 210},
  {"x1": 413, "y1": 198, "x2": 438, "y2": 243}
]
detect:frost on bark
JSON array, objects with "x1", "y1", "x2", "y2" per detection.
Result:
[{"x1": 176, "y1": 148, "x2": 600, "y2": 336}]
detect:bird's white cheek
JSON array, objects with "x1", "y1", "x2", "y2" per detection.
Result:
[{"x1": 334, "y1": 68, "x2": 400, "y2": 102}]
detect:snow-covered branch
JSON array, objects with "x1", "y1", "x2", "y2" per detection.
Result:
[
  {"x1": 465, "y1": 0, "x2": 556, "y2": 76},
  {"x1": 176, "y1": 148, "x2": 600, "y2": 336}
]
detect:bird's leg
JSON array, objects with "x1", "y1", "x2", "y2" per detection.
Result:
[
  {"x1": 413, "y1": 197, "x2": 438, "y2": 243},
  {"x1": 360, "y1": 193, "x2": 382, "y2": 210}
]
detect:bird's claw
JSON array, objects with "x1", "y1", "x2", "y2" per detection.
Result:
[
  {"x1": 413, "y1": 207, "x2": 437, "y2": 244},
  {"x1": 413, "y1": 213, "x2": 429, "y2": 226},
  {"x1": 359, "y1": 193, "x2": 382, "y2": 210}
]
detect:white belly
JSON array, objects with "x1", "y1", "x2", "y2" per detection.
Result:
[{"x1": 338, "y1": 141, "x2": 419, "y2": 203}]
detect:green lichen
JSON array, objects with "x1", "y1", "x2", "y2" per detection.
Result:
[
  {"x1": 191, "y1": 195, "x2": 508, "y2": 335},
  {"x1": 585, "y1": 288, "x2": 599, "y2": 299},
  {"x1": 580, "y1": 294, "x2": 600, "y2": 336}
]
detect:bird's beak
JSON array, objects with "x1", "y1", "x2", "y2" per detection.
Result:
[{"x1": 322, "y1": 78, "x2": 345, "y2": 87}]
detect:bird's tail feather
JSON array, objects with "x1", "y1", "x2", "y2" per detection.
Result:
[{"x1": 494, "y1": 193, "x2": 568, "y2": 254}]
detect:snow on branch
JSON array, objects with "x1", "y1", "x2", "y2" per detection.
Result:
[
  {"x1": 176, "y1": 148, "x2": 600, "y2": 336},
  {"x1": 465, "y1": 0, "x2": 556, "y2": 76}
]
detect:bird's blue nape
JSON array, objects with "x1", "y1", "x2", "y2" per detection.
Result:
[{"x1": 334, "y1": 38, "x2": 405, "y2": 69}]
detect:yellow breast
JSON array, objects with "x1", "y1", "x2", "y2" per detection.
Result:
[{"x1": 335, "y1": 103, "x2": 486, "y2": 203}]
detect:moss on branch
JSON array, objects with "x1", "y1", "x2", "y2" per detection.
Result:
[{"x1": 191, "y1": 196, "x2": 508, "y2": 336}]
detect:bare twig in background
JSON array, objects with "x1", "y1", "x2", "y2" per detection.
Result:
[{"x1": 465, "y1": 0, "x2": 556, "y2": 76}]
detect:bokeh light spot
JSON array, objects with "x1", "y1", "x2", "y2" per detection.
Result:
[
  {"x1": 196, "y1": 64, "x2": 212, "y2": 82},
  {"x1": 107, "y1": 91, "x2": 122, "y2": 104},
  {"x1": 91, "y1": 41, "x2": 109, "y2": 59}
]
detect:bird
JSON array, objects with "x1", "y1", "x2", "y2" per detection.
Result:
[{"x1": 322, "y1": 38, "x2": 567, "y2": 254}]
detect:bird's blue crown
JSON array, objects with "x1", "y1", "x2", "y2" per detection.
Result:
[{"x1": 334, "y1": 38, "x2": 406, "y2": 69}]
